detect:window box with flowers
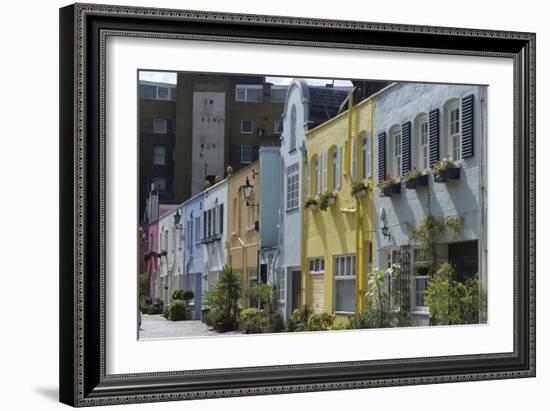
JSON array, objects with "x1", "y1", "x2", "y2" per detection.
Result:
[
  {"x1": 378, "y1": 174, "x2": 401, "y2": 197},
  {"x1": 433, "y1": 158, "x2": 460, "y2": 183},
  {"x1": 403, "y1": 167, "x2": 429, "y2": 189},
  {"x1": 319, "y1": 192, "x2": 337, "y2": 211},
  {"x1": 351, "y1": 181, "x2": 368, "y2": 197},
  {"x1": 304, "y1": 198, "x2": 318, "y2": 211}
]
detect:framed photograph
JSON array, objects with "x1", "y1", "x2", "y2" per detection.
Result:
[{"x1": 59, "y1": 3, "x2": 535, "y2": 407}]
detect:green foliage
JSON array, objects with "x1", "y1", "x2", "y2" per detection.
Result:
[
  {"x1": 139, "y1": 298, "x2": 151, "y2": 314},
  {"x1": 425, "y1": 262, "x2": 482, "y2": 325},
  {"x1": 307, "y1": 312, "x2": 335, "y2": 331},
  {"x1": 377, "y1": 174, "x2": 396, "y2": 189},
  {"x1": 239, "y1": 308, "x2": 269, "y2": 333},
  {"x1": 432, "y1": 158, "x2": 455, "y2": 178},
  {"x1": 286, "y1": 305, "x2": 313, "y2": 332},
  {"x1": 226, "y1": 165, "x2": 234, "y2": 176},
  {"x1": 351, "y1": 181, "x2": 367, "y2": 195},
  {"x1": 407, "y1": 216, "x2": 446, "y2": 261},
  {"x1": 445, "y1": 216, "x2": 464, "y2": 241},
  {"x1": 163, "y1": 304, "x2": 170, "y2": 319},
  {"x1": 362, "y1": 267, "x2": 399, "y2": 328},
  {"x1": 139, "y1": 273, "x2": 150, "y2": 297},
  {"x1": 304, "y1": 197, "x2": 318, "y2": 209},
  {"x1": 172, "y1": 288, "x2": 194, "y2": 302},
  {"x1": 402, "y1": 167, "x2": 422, "y2": 183},
  {"x1": 252, "y1": 283, "x2": 277, "y2": 315},
  {"x1": 203, "y1": 265, "x2": 242, "y2": 329},
  {"x1": 318, "y1": 192, "x2": 336, "y2": 211},
  {"x1": 168, "y1": 300, "x2": 189, "y2": 321},
  {"x1": 330, "y1": 321, "x2": 349, "y2": 330}
]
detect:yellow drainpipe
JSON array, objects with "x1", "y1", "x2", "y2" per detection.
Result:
[{"x1": 300, "y1": 150, "x2": 308, "y2": 309}]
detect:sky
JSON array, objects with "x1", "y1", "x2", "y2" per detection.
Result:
[{"x1": 138, "y1": 71, "x2": 353, "y2": 87}]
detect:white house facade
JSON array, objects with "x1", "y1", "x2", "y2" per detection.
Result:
[
  {"x1": 202, "y1": 179, "x2": 228, "y2": 292},
  {"x1": 373, "y1": 82, "x2": 488, "y2": 326},
  {"x1": 156, "y1": 204, "x2": 185, "y2": 306}
]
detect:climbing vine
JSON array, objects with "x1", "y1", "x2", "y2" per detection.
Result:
[{"x1": 407, "y1": 215, "x2": 465, "y2": 264}]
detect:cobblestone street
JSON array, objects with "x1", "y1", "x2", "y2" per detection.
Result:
[{"x1": 139, "y1": 314, "x2": 240, "y2": 339}]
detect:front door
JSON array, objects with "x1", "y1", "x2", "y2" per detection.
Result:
[{"x1": 291, "y1": 270, "x2": 301, "y2": 311}]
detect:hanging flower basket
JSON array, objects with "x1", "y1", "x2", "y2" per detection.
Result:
[
  {"x1": 351, "y1": 182, "x2": 367, "y2": 197},
  {"x1": 415, "y1": 174, "x2": 429, "y2": 187},
  {"x1": 319, "y1": 192, "x2": 337, "y2": 211},
  {"x1": 304, "y1": 198, "x2": 318, "y2": 210},
  {"x1": 433, "y1": 158, "x2": 461, "y2": 183}
]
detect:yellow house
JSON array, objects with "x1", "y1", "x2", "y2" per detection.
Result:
[
  {"x1": 302, "y1": 95, "x2": 376, "y2": 319},
  {"x1": 227, "y1": 161, "x2": 260, "y2": 307}
]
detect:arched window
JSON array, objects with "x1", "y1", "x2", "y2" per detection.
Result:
[
  {"x1": 444, "y1": 99, "x2": 461, "y2": 160},
  {"x1": 414, "y1": 113, "x2": 429, "y2": 171},
  {"x1": 389, "y1": 125, "x2": 402, "y2": 178},
  {"x1": 360, "y1": 131, "x2": 372, "y2": 180},
  {"x1": 330, "y1": 146, "x2": 341, "y2": 191},
  {"x1": 289, "y1": 104, "x2": 297, "y2": 151},
  {"x1": 314, "y1": 155, "x2": 321, "y2": 195}
]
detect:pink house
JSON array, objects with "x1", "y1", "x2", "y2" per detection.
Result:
[{"x1": 146, "y1": 220, "x2": 159, "y2": 300}]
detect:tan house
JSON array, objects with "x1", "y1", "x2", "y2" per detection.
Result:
[{"x1": 227, "y1": 161, "x2": 260, "y2": 307}]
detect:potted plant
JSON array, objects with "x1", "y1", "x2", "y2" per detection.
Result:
[
  {"x1": 226, "y1": 165, "x2": 234, "y2": 176},
  {"x1": 414, "y1": 262, "x2": 431, "y2": 276},
  {"x1": 403, "y1": 167, "x2": 428, "y2": 189},
  {"x1": 304, "y1": 198, "x2": 318, "y2": 210},
  {"x1": 351, "y1": 181, "x2": 367, "y2": 197},
  {"x1": 378, "y1": 174, "x2": 400, "y2": 197},
  {"x1": 433, "y1": 157, "x2": 460, "y2": 183},
  {"x1": 319, "y1": 192, "x2": 336, "y2": 211}
]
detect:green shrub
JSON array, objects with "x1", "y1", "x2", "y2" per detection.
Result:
[
  {"x1": 172, "y1": 289, "x2": 184, "y2": 301},
  {"x1": 307, "y1": 312, "x2": 335, "y2": 331},
  {"x1": 425, "y1": 262, "x2": 482, "y2": 325},
  {"x1": 203, "y1": 265, "x2": 242, "y2": 331},
  {"x1": 331, "y1": 321, "x2": 349, "y2": 330},
  {"x1": 287, "y1": 305, "x2": 312, "y2": 332},
  {"x1": 163, "y1": 304, "x2": 170, "y2": 319},
  {"x1": 147, "y1": 302, "x2": 163, "y2": 315},
  {"x1": 168, "y1": 300, "x2": 189, "y2": 321},
  {"x1": 239, "y1": 308, "x2": 269, "y2": 333},
  {"x1": 181, "y1": 289, "x2": 194, "y2": 302}
]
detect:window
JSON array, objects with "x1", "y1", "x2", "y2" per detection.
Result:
[
  {"x1": 391, "y1": 126, "x2": 402, "y2": 177},
  {"x1": 153, "y1": 146, "x2": 165, "y2": 165},
  {"x1": 334, "y1": 254, "x2": 356, "y2": 313},
  {"x1": 241, "y1": 145, "x2": 253, "y2": 164},
  {"x1": 361, "y1": 133, "x2": 372, "y2": 180},
  {"x1": 157, "y1": 87, "x2": 169, "y2": 99},
  {"x1": 322, "y1": 152, "x2": 328, "y2": 192},
  {"x1": 235, "y1": 85, "x2": 264, "y2": 102},
  {"x1": 153, "y1": 118, "x2": 167, "y2": 134},
  {"x1": 139, "y1": 84, "x2": 156, "y2": 98},
  {"x1": 308, "y1": 257, "x2": 325, "y2": 274},
  {"x1": 274, "y1": 119, "x2": 283, "y2": 134},
  {"x1": 270, "y1": 86, "x2": 288, "y2": 102},
  {"x1": 412, "y1": 248, "x2": 429, "y2": 309},
  {"x1": 415, "y1": 114, "x2": 429, "y2": 170},
  {"x1": 448, "y1": 101, "x2": 461, "y2": 160},
  {"x1": 289, "y1": 104, "x2": 297, "y2": 151},
  {"x1": 248, "y1": 206, "x2": 255, "y2": 229},
  {"x1": 286, "y1": 163, "x2": 300, "y2": 210},
  {"x1": 314, "y1": 155, "x2": 321, "y2": 195},
  {"x1": 195, "y1": 216, "x2": 200, "y2": 243},
  {"x1": 152, "y1": 177, "x2": 166, "y2": 192},
  {"x1": 241, "y1": 120, "x2": 253, "y2": 134},
  {"x1": 331, "y1": 147, "x2": 341, "y2": 191},
  {"x1": 275, "y1": 270, "x2": 286, "y2": 302}
]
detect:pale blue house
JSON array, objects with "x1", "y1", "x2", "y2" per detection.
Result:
[{"x1": 183, "y1": 191, "x2": 205, "y2": 320}]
